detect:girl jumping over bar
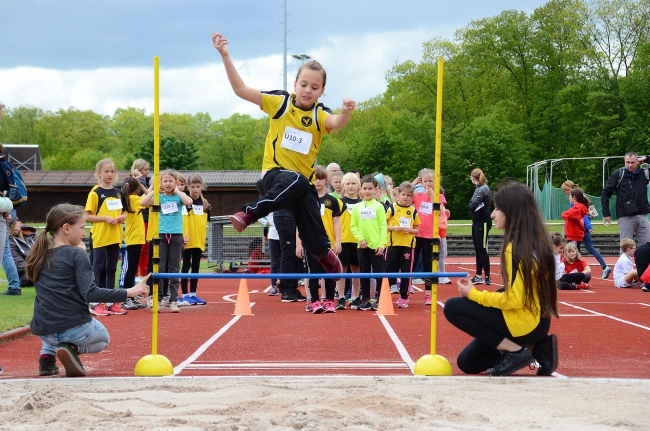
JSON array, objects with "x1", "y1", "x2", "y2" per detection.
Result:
[{"x1": 212, "y1": 32, "x2": 356, "y2": 279}]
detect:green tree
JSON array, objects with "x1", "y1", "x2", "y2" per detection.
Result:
[{"x1": 134, "y1": 136, "x2": 199, "y2": 171}]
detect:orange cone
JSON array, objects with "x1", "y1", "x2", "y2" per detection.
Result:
[
  {"x1": 232, "y1": 278, "x2": 253, "y2": 316},
  {"x1": 375, "y1": 278, "x2": 396, "y2": 315}
]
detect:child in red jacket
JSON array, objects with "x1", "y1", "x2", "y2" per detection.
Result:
[{"x1": 561, "y1": 188, "x2": 589, "y2": 245}]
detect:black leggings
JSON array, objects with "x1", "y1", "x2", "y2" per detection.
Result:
[
  {"x1": 385, "y1": 246, "x2": 413, "y2": 300},
  {"x1": 123, "y1": 244, "x2": 142, "y2": 289},
  {"x1": 92, "y1": 244, "x2": 120, "y2": 289},
  {"x1": 413, "y1": 237, "x2": 433, "y2": 291},
  {"x1": 472, "y1": 220, "x2": 492, "y2": 278},
  {"x1": 181, "y1": 248, "x2": 203, "y2": 294},
  {"x1": 558, "y1": 273, "x2": 584, "y2": 290},
  {"x1": 444, "y1": 296, "x2": 550, "y2": 374},
  {"x1": 358, "y1": 247, "x2": 385, "y2": 301}
]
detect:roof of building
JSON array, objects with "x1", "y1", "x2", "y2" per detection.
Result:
[
  {"x1": 2, "y1": 145, "x2": 42, "y2": 170},
  {"x1": 20, "y1": 170, "x2": 261, "y2": 187}
]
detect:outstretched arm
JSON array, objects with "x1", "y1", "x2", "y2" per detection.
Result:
[
  {"x1": 325, "y1": 98, "x2": 356, "y2": 131},
  {"x1": 212, "y1": 32, "x2": 262, "y2": 108}
]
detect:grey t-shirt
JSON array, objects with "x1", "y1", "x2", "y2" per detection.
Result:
[{"x1": 30, "y1": 245, "x2": 127, "y2": 336}]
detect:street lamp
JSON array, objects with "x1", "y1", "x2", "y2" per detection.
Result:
[{"x1": 292, "y1": 54, "x2": 312, "y2": 64}]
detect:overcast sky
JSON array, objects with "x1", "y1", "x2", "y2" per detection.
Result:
[{"x1": 0, "y1": 0, "x2": 549, "y2": 120}]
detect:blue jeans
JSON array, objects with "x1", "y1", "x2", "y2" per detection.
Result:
[
  {"x1": 580, "y1": 229, "x2": 607, "y2": 269},
  {"x1": 39, "y1": 318, "x2": 110, "y2": 356},
  {"x1": 3, "y1": 231, "x2": 20, "y2": 292}
]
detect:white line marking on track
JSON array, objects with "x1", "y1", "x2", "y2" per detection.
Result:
[
  {"x1": 186, "y1": 362, "x2": 409, "y2": 370},
  {"x1": 173, "y1": 303, "x2": 256, "y2": 375},
  {"x1": 640, "y1": 303, "x2": 650, "y2": 307},
  {"x1": 378, "y1": 316, "x2": 416, "y2": 373},
  {"x1": 560, "y1": 301, "x2": 650, "y2": 331},
  {"x1": 412, "y1": 286, "x2": 423, "y2": 292}
]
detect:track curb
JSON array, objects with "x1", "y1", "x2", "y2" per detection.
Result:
[{"x1": 0, "y1": 326, "x2": 31, "y2": 343}]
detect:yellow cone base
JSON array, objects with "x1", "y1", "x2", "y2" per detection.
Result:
[
  {"x1": 134, "y1": 354, "x2": 174, "y2": 376},
  {"x1": 413, "y1": 354, "x2": 453, "y2": 376}
]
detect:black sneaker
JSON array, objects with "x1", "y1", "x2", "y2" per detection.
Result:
[
  {"x1": 370, "y1": 300, "x2": 378, "y2": 311},
  {"x1": 349, "y1": 297, "x2": 361, "y2": 309},
  {"x1": 486, "y1": 348, "x2": 534, "y2": 377},
  {"x1": 281, "y1": 292, "x2": 298, "y2": 302},
  {"x1": 484, "y1": 277, "x2": 492, "y2": 286},
  {"x1": 357, "y1": 299, "x2": 372, "y2": 311},
  {"x1": 39, "y1": 356, "x2": 60, "y2": 376},
  {"x1": 336, "y1": 297, "x2": 346, "y2": 310},
  {"x1": 642, "y1": 285, "x2": 650, "y2": 292},
  {"x1": 293, "y1": 289, "x2": 307, "y2": 301},
  {"x1": 56, "y1": 343, "x2": 86, "y2": 377},
  {"x1": 1, "y1": 290, "x2": 22, "y2": 296},
  {"x1": 471, "y1": 276, "x2": 484, "y2": 285},
  {"x1": 533, "y1": 334, "x2": 558, "y2": 376}
]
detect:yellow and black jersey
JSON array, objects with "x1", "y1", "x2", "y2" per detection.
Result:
[
  {"x1": 340, "y1": 196, "x2": 362, "y2": 244},
  {"x1": 125, "y1": 194, "x2": 145, "y2": 246},
  {"x1": 85, "y1": 186, "x2": 124, "y2": 248},
  {"x1": 261, "y1": 91, "x2": 332, "y2": 182},
  {"x1": 386, "y1": 203, "x2": 421, "y2": 248},
  {"x1": 320, "y1": 193, "x2": 344, "y2": 248},
  {"x1": 186, "y1": 197, "x2": 210, "y2": 250}
]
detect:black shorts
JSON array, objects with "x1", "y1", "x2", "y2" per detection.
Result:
[{"x1": 339, "y1": 243, "x2": 360, "y2": 267}]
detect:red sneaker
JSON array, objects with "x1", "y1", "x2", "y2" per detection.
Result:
[
  {"x1": 318, "y1": 249, "x2": 342, "y2": 281},
  {"x1": 90, "y1": 303, "x2": 110, "y2": 316},
  {"x1": 229, "y1": 211, "x2": 254, "y2": 233},
  {"x1": 107, "y1": 302, "x2": 128, "y2": 315},
  {"x1": 576, "y1": 283, "x2": 591, "y2": 290}
]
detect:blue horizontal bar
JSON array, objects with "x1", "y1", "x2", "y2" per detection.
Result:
[{"x1": 152, "y1": 272, "x2": 469, "y2": 280}]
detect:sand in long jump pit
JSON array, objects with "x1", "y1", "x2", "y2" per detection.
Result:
[{"x1": 0, "y1": 376, "x2": 647, "y2": 430}]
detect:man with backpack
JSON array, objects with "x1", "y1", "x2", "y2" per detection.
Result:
[{"x1": 601, "y1": 151, "x2": 650, "y2": 245}]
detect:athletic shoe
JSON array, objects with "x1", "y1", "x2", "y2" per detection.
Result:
[
  {"x1": 160, "y1": 298, "x2": 170, "y2": 307},
  {"x1": 370, "y1": 300, "x2": 378, "y2": 311},
  {"x1": 357, "y1": 299, "x2": 372, "y2": 311},
  {"x1": 602, "y1": 266, "x2": 612, "y2": 279},
  {"x1": 298, "y1": 279, "x2": 305, "y2": 286},
  {"x1": 390, "y1": 284, "x2": 400, "y2": 294},
  {"x1": 336, "y1": 297, "x2": 346, "y2": 310},
  {"x1": 91, "y1": 303, "x2": 110, "y2": 316},
  {"x1": 57, "y1": 343, "x2": 86, "y2": 377},
  {"x1": 305, "y1": 301, "x2": 313, "y2": 312},
  {"x1": 349, "y1": 297, "x2": 361, "y2": 309},
  {"x1": 397, "y1": 298, "x2": 409, "y2": 308},
  {"x1": 438, "y1": 278, "x2": 452, "y2": 284},
  {"x1": 177, "y1": 297, "x2": 191, "y2": 307},
  {"x1": 268, "y1": 286, "x2": 278, "y2": 296},
  {"x1": 294, "y1": 290, "x2": 307, "y2": 301},
  {"x1": 484, "y1": 277, "x2": 492, "y2": 286},
  {"x1": 324, "y1": 299, "x2": 336, "y2": 313},
  {"x1": 318, "y1": 249, "x2": 343, "y2": 281},
  {"x1": 229, "y1": 211, "x2": 254, "y2": 233},
  {"x1": 410, "y1": 285, "x2": 415, "y2": 293},
  {"x1": 146, "y1": 296, "x2": 154, "y2": 308},
  {"x1": 576, "y1": 283, "x2": 591, "y2": 290},
  {"x1": 134, "y1": 295, "x2": 148, "y2": 308},
  {"x1": 312, "y1": 300, "x2": 325, "y2": 314},
  {"x1": 486, "y1": 348, "x2": 534, "y2": 377},
  {"x1": 281, "y1": 291, "x2": 298, "y2": 302},
  {"x1": 192, "y1": 295, "x2": 207, "y2": 305},
  {"x1": 38, "y1": 356, "x2": 60, "y2": 376},
  {"x1": 108, "y1": 302, "x2": 128, "y2": 315},
  {"x1": 642, "y1": 285, "x2": 650, "y2": 292},
  {"x1": 533, "y1": 334, "x2": 558, "y2": 376},
  {"x1": 170, "y1": 301, "x2": 180, "y2": 313},
  {"x1": 1, "y1": 289, "x2": 21, "y2": 295},
  {"x1": 471, "y1": 276, "x2": 484, "y2": 284},
  {"x1": 183, "y1": 296, "x2": 196, "y2": 305},
  {"x1": 412, "y1": 278, "x2": 425, "y2": 285},
  {"x1": 122, "y1": 298, "x2": 140, "y2": 310},
  {"x1": 424, "y1": 294, "x2": 432, "y2": 305}
]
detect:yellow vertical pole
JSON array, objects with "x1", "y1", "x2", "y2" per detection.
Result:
[
  {"x1": 134, "y1": 56, "x2": 173, "y2": 376},
  {"x1": 413, "y1": 57, "x2": 453, "y2": 376}
]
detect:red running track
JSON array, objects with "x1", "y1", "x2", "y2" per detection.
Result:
[{"x1": 1, "y1": 256, "x2": 649, "y2": 379}]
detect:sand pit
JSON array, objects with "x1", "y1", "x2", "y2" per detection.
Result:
[{"x1": 0, "y1": 376, "x2": 648, "y2": 430}]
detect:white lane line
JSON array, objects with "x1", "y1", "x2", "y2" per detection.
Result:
[
  {"x1": 560, "y1": 301, "x2": 650, "y2": 331},
  {"x1": 173, "y1": 303, "x2": 256, "y2": 375},
  {"x1": 378, "y1": 315, "x2": 416, "y2": 374},
  {"x1": 186, "y1": 362, "x2": 409, "y2": 370},
  {"x1": 639, "y1": 303, "x2": 650, "y2": 307}
]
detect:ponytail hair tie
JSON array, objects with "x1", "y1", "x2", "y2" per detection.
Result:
[{"x1": 44, "y1": 228, "x2": 50, "y2": 234}]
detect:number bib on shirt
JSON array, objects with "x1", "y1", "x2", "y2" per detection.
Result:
[
  {"x1": 193, "y1": 205, "x2": 204, "y2": 216},
  {"x1": 161, "y1": 201, "x2": 179, "y2": 214},
  {"x1": 347, "y1": 203, "x2": 356, "y2": 215},
  {"x1": 105, "y1": 199, "x2": 123, "y2": 212},
  {"x1": 399, "y1": 217, "x2": 411, "y2": 228},
  {"x1": 360, "y1": 207, "x2": 377, "y2": 219},
  {"x1": 419, "y1": 202, "x2": 432, "y2": 215},
  {"x1": 182, "y1": 206, "x2": 188, "y2": 215},
  {"x1": 281, "y1": 126, "x2": 313, "y2": 154},
  {"x1": 320, "y1": 203, "x2": 325, "y2": 216}
]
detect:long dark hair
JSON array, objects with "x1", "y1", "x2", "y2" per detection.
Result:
[
  {"x1": 25, "y1": 204, "x2": 86, "y2": 282},
  {"x1": 122, "y1": 177, "x2": 141, "y2": 213},
  {"x1": 494, "y1": 182, "x2": 558, "y2": 318}
]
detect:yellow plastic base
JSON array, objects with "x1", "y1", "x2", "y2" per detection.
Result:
[
  {"x1": 134, "y1": 354, "x2": 174, "y2": 376},
  {"x1": 413, "y1": 354, "x2": 453, "y2": 376}
]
